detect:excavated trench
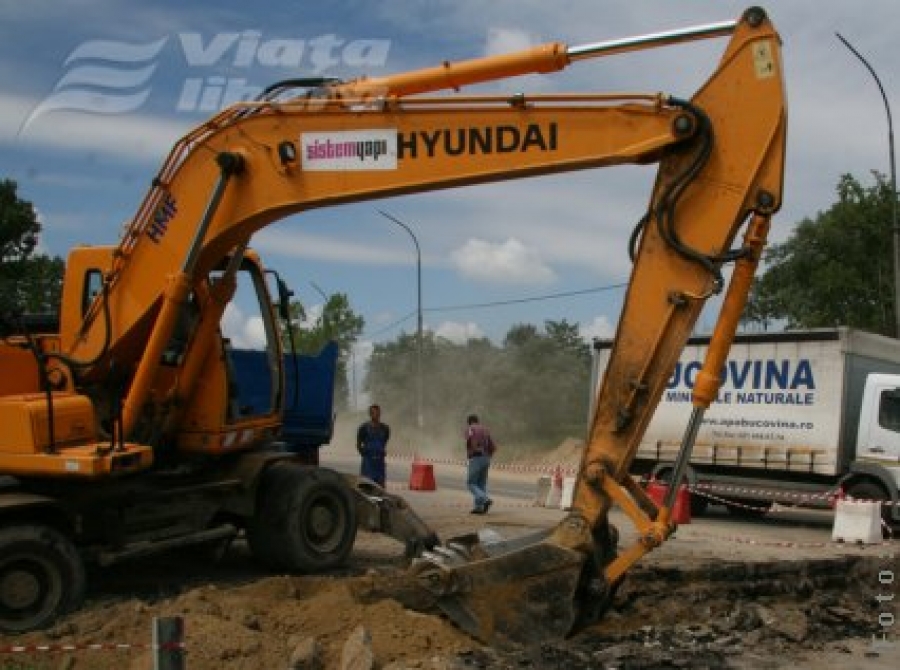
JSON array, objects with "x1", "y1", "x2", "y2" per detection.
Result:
[
  {"x1": 0, "y1": 538, "x2": 893, "y2": 670},
  {"x1": 446, "y1": 555, "x2": 891, "y2": 669}
]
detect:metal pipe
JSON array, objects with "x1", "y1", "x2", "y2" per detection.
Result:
[
  {"x1": 568, "y1": 20, "x2": 737, "y2": 61},
  {"x1": 182, "y1": 152, "x2": 243, "y2": 274},
  {"x1": 663, "y1": 406, "x2": 704, "y2": 509},
  {"x1": 335, "y1": 16, "x2": 738, "y2": 101}
]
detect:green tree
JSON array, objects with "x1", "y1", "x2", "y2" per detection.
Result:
[
  {"x1": 499, "y1": 319, "x2": 591, "y2": 442},
  {"x1": 503, "y1": 323, "x2": 539, "y2": 347},
  {"x1": 744, "y1": 173, "x2": 895, "y2": 335},
  {"x1": 366, "y1": 320, "x2": 592, "y2": 451},
  {"x1": 286, "y1": 292, "x2": 364, "y2": 410},
  {"x1": 0, "y1": 179, "x2": 64, "y2": 317}
]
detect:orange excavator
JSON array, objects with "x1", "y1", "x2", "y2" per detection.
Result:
[{"x1": 0, "y1": 7, "x2": 785, "y2": 640}]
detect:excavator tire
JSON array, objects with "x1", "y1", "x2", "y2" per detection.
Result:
[
  {"x1": 248, "y1": 462, "x2": 358, "y2": 572},
  {"x1": 0, "y1": 524, "x2": 86, "y2": 633}
]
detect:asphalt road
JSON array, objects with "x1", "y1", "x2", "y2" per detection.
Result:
[
  {"x1": 323, "y1": 450, "x2": 537, "y2": 499},
  {"x1": 322, "y1": 448, "x2": 845, "y2": 528}
]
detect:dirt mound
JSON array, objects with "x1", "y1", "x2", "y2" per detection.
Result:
[
  {"x1": 9, "y1": 554, "x2": 886, "y2": 670},
  {"x1": 8, "y1": 572, "x2": 473, "y2": 670},
  {"x1": 516, "y1": 437, "x2": 584, "y2": 470}
]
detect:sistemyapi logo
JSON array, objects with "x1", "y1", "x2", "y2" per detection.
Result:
[{"x1": 20, "y1": 31, "x2": 390, "y2": 132}]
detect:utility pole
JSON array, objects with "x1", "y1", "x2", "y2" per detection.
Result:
[
  {"x1": 837, "y1": 33, "x2": 899, "y2": 337},
  {"x1": 378, "y1": 210, "x2": 424, "y2": 429}
]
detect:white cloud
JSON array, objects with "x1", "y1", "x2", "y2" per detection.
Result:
[
  {"x1": 451, "y1": 237, "x2": 555, "y2": 284},
  {"x1": 409, "y1": 169, "x2": 649, "y2": 280},
  {"x1": 298, "y1": 302, "x2": 324, "y2": 329},
  {"x1": 253, "y1": 228, "x2": 414, "y2": 266},
  {"x1": 581, "y1": 315, "x2": 615, "y2": 342},
  {"x1": 481, "y1": 27, "x2": 549, "y2": 93},
  {"x1": 242, "y1": 316, "x2": 267, "y2": 349},
  {"x1": 221, "y1": 303, "x2": 267, "y2": 349},
  {"x1": 0, "y1": 92, "x2": 189, "y2": 163},
  {"x1": 434, "y1": 320, "x2": 484, "y2": 344},
  {"x1": 484, "y1": 27, "x2": 539, "y2": 56}
]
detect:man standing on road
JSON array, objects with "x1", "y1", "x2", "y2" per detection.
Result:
[
  {"x1": 357, "y1": 404, "x2": 390, "y2": 487},
  {"x1": 465, "y1": 414, "x2": 496, "y2": 514}
]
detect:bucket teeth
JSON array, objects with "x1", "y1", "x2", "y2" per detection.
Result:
[{"x1": 421, "y1": 544, "x2": 468, "y2": 565}]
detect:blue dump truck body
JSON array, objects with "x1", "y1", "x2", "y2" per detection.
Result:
[{"x1": 229, "y1": 341, "x2": 338, "y2": 458}]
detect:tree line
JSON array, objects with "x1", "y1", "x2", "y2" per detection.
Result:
[
  {"x1": 365, "y1": 322, "x2": 593, "y2": 448},
  {"x1": 0, "y1": 180, "x2": 63, "y2": 321}
]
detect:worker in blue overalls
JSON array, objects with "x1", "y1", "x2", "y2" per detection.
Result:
[{"x1": 357, "y1": 403, "x2": 390, "y2": 487}]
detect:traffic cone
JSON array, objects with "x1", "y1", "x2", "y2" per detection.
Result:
[
  {"x1": 409, "y1": 455, "x2": 436, "y2": 491},
  {"x1": 645, "y1": 478, "x2": 691, "y2": 524}
]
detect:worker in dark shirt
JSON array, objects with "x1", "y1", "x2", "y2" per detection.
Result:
[
  {"x1": 465, "y1": 414, "x2": 496, "y2": 514},
  {"x1": 357, "y1": 404, "x2": 390, "y2": 487}
]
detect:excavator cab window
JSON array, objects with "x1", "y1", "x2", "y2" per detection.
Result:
[
  {"x1": 81, "y1": 269, "x2": 103, "y2": 318},
  {"x1": 217, "y1": 259, "x2": 284, "y2": 418}
]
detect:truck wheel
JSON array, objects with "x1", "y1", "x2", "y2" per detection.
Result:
[
  {"x1": 0, "y1": 525, "x2": 86, "y2": 633},
  {"x1": 690, "y1": 494, "x2": 709, "y2": 517},
  {"x1": 846, "y1": 480, "x2": 893, "y2": 532},
  {"x1": 248, "y1": 464, "x2": 357, "y2": 572}
]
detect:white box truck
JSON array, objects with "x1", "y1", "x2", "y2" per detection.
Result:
[{"x1": 591, "y1": 328, "x2": 900, "y2": 523}]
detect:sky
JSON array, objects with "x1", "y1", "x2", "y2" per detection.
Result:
[{"x1": 1, "y1": 1, "x2": 898, "y2": 373}]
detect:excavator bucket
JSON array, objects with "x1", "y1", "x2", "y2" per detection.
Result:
[
  {"x1": 350, "y1": 515, "x2": 621, "y2": 645},
  {"x1": 408, "y1": 527, "x2": 590, "y2": 645}
]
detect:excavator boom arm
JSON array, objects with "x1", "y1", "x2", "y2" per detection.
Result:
[
  {"x1": 68, "y1": 95, "x2": 699, "y2": 425},
  {"x1": 409, "y1": 8, "x2": 786, "y2": 643}
]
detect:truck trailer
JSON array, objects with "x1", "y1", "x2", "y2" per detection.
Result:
[{"x1": 592, "y1": 328, "x2": 900, "y2": 524}]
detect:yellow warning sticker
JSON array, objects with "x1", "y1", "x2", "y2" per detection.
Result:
[{"x1": 754, "y1": 40, "x2": 775, "y2": 79}]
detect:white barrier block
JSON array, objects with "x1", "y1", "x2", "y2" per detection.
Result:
[
  {"x1": 544, "y1": 475, "x2": 563, "y2": 509},
  {"x1": 560, "y1": 476, "x2": 577, "y2": 510},
  {"x1": 534, "y1": 476, "x2": 551, "y2": 507},
  {"x1": 832, "y1": 499, "x2": 882, "y2": 544}
]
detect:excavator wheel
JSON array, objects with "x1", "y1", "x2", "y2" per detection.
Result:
[
  {"x1": 248, "y1": 463, "x2": 358, "y2": 572},
  {"x1": 0, "y1": 524, "x2": 86, "y2": 633}
]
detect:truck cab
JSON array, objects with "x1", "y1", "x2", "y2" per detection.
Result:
[{"x1": 854, "y1": 373, "x2": 900, "y2": 492}]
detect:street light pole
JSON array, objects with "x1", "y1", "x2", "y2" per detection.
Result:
[
  {"x1": 837, "y1": 33, "x2": 900, "y2": 337},
  {"x1": 378, "y1": 210, "x2": 424, "y2": 429}
]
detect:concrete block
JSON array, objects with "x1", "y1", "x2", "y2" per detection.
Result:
[
  {"x1": 560, "y1": 476, "x2": 577, "y2": 510},
  {"x1": 534, "y1": 475, "x2": 551, "y2": 506},
  {"x1": 544, "y1": 473, "x2": 563, "y2": 509},
  {"x1": 832, "y1": 499, "x2": 882, "y2": 544}
]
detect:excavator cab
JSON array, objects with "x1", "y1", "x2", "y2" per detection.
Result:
[
  {"x1": 148, "y1": 250, "x2": 290, "y2": 455},
  {"x1": 0, "y1": 246, "x2": 290, "y2": 471}
]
